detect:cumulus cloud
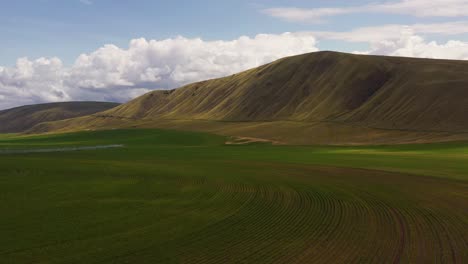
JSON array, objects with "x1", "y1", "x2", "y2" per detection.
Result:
[
  {"x1": 2, "y1": 29, "x2": 468, "y2": 111},
  {"x1": 362, "y1": 30, "x2": 468, "y2": 59},
  {"x1": 68, "y1": 33, "x2": 317, "y2": 89},
  {"x1": 264, "y1": 0, "x2": 468, "y2": 23},
  {"x1": 0, "y1": 57, "x2": 70, "y2": 109},
  {"x1": 310, "y1": 22, "x2": 468, "y2": 60},
  {"x1": 0, "y1": 33, "x2": 318, "y2": 110}
]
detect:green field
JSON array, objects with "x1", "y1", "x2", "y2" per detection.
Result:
[{"x1": 0, "y1": 129, "x2": 467, "y2": 263}]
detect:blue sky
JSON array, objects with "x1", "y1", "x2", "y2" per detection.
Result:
[
  {"x1": 1, "y1": 0, "x2": 306, "y2": 65},
  {"x1": 2, "y1": 0, "x2": 461, "y2": 65},
  {"x1": 1, "y1": 0, "x2": 468, "y2": 109}
]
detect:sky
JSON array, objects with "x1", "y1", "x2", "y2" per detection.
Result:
[{"x1": 1, "y1": 0, "x2": 468, "y2": 109}]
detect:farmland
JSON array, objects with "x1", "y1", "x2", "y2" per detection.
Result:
[{"x1": 0, "y1": 129, "x2": 467, "y2": 263}]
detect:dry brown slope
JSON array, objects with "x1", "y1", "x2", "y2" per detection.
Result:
[
  {"x1": 104, "y1": 51, "x2": 468, "y2": 131},
  {"x1": 31, "y1": 51, "x2": 468, "y2": 144},
  {"x1": 0, "y1": 101, "x2": 119, "y2": 133},
  {"x1": 105, "y1": 51, "x2": 395, "y2": 122}
]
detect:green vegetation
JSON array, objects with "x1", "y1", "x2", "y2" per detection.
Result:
[{"x1": 1, "y1": 129, "x2": 467, "y2": 263}]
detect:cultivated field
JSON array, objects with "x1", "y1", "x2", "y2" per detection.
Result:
[{"x1": 0, "y1": 129, "x2": 467, "y2": 263}]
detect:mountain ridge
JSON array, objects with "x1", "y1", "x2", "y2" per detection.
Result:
[{"x1": 26, "y1": 51, "x2": 468, "y2": 144}]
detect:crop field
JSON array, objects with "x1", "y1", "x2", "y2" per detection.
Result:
[{"x1": 0, "y1": 129, "x2": 467, "y2": 263}]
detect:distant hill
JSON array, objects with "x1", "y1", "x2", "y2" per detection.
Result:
[
  {"x1": 29, "y1": 52, "x2": 468, "y2": 144},
  {"x1": 0, "y1": 102, "x2": 119, "y2": 133}
]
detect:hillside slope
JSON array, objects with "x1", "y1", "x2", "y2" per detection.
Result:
[
  {"x1": 0, "y1": 102, "x2": 119, "y2": 133},
  {"x1": 31, "y1": 52, "x2": 468, "y2": 144}
]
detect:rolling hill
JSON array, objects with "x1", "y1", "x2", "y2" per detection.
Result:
[
  {"x1": 30, "y1": 51, "x2": 468, "y2": 144},
  {"x1": 0, "y1": 102, "x2": 119, "y2": 133}
]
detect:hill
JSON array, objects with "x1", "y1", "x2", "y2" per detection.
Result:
[
  {"x1": 0, "y1": 102, "x2": 119, "y2": 133},
  {"x1": 29, "y1": 51, "x2": 468, "y2": 144}
]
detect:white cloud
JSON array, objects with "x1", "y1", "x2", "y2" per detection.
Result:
[
  {"x1": 0, "y1": 33, "x2": 318, "y2": 110},
  {"x1": 264, "y1": 0, "x2": 468, "y2": 23},
  {"x1": 313, "y1": 21, "x2": 468, "y2": 42},
  {"x1": 0, "y1": 57, "x2": 70, "y2": 109},
  {"x1": 362, "y1": 30, "x2": 468, "y2": 59},
  {"x1": 1, "y1": 29, "x2": 468, "y2": 111},
  {"x1": 310, "y1": 23, "x2": 468, "y2": 60},
  {"x1": 369, "y1": 0, "x2": 468, "y2": 17},
  {"x1": 262, "y1": 7, "x2": 352, "y2": 23}
]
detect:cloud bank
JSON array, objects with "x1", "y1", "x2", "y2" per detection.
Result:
[
  {"x1": 313, "y1": 22, "x2": 468, "y2": 43},
  {"x1": 364, "y1": 30, "x2": 468, "y2": 59},
  {"x1": 1, "y1": 28, "x2": 468, "y2": 110},
  {"x1": 0, "y1": 33, "x2": 318, "y2": 110},
  {"x1": 264, "y1": 0, "x2": 468, "y2": 23}
]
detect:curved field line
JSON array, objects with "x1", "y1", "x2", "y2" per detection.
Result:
[
  {"x1": 5, "y1": 161, "x2": 465, "y2": 263},
  {"x1": 154, "y1": 167, "x2": 467, "y2": 264}
]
